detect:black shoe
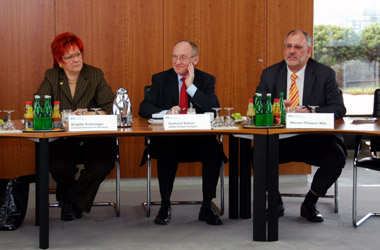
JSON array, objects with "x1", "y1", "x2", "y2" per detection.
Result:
[
  {"x1": 199, "y1": 206, "x2": 223, "y2": 225},
  {"x1": 154, "y1": 205, "x2": 171, "y2": 225},
  {"x1": 278, "y1": 203, "x2": 285, "y2": 217},
  {"x1": 301, "y1": 202, "x2": 324, "y2": 222},
  {"x1": 73, "y1": 203, "x2": 84, "y2": 219},
  {"x1": 266, "y1": 203, "x2": 284, "y2": 218},
  {"x1": 61, "y1": 200, "x2": 74, "y2": 221}
]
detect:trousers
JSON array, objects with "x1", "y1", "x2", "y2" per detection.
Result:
[
  {"x1": 49, "y1": 137, "x2": 116, "y2": 212},
  {"x1": 279, "y1": 134, "x2": 347, "y2": 196},
  {"x1": 151, "y1": 136, "x2": 223, "y2": 204}
]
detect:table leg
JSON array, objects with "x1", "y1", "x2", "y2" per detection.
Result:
[
  {"x1": 38, "y1": 139, "x2": 49, "y2": 249},
  {"x1": 35, "y1": 142, "x2": 40, "y2": 226},
  {"x1": 253, "y1": 134, "x2": 267, "y2": 241},
  {"x1": 228, "y1": 135, "x2": 239, "y2": 219},
  {"x1": 240, "y1": 138, "x2": 252, "y2": 219},
  {"x1": 267, "y1": 134, "x2": 279, "y2": 241}
]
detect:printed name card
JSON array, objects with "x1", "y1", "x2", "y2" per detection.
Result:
[
  {"x1": 286, "y1": 113, "x2": 334, "y2": 129},
  {"x1": 68, "y1": 115, "x2": 118, "y2": 132},
  {"x1": 163, "y1": 114, "x2": 211, "y2": 130}
]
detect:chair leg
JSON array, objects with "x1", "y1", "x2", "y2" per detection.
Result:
[
  {"x1": 353, "y1": 163, "x2": 358, "y2": 227},
  {"x1": 115, "y1": 138, "x2": 121, "y2": 217},
  {"x1": 334, "y1": 180, "x2": 338, "y2": 213},
  {"x1": 220, "y1": 161, "x2": 225, "y2": 216},
  {"x1": 352, "y1": 165, "x2": 380, "y2": 227}
]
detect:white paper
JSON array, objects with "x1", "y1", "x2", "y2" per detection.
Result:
[
  {"x1": 163, "y1": 114, "x2": 211, "y2": 130},
  {"x1": 286, "y1": 113, "x2": 334, "y2": 129},
  {"x1": 68, "y1": 115, "x2": 117, "y2": 131}
]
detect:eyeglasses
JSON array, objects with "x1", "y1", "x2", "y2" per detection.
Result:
[
  {"x1": 171, "y1": 55, "x2": 196, "y2": 62},
  {"x1": 62, "y1": 51, "x2": 82, "y2": 62},
  {"x1": 284, "y1": 44, "x2": 309, "y2": 51}
]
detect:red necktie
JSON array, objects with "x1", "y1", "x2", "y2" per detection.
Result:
[{"x1": 179, "y1": 77, "x2": 188, "y2": 114}]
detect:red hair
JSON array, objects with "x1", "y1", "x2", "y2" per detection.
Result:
[{"x1": 51, "y1": 32, "x2": 84, "y2": 68}]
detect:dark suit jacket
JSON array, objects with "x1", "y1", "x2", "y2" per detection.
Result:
[
  {"x1": 256, "y1": 58, "x2": 347, "y2": 152},
  {"x1": 139, "y1": 68, "x2": 227, "y2": 163},
  {"x1": 256, "y1": 58, "x2": 346, "y2": 120},
  {"x1": 139, "y1": 68, "x2": 219, "y2": 117},
  {"x1": 36, "y1": 63, "x2": 115, "y2": 114}
]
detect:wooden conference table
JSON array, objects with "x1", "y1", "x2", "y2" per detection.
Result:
[
  {"x1": 0, "y1": 118, "x2": 266, "y2": 249},
  {"x1": 2, "y1": 117, "x2": 379, "y2": 248}
]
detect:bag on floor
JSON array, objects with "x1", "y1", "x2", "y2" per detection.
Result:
[{"x1": 0, "y1": 174, "x2": 35, "y2": 231}]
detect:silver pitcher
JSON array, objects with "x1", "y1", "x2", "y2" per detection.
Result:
[{"x1": 113, "y1": 88, "x2": 133, "y2": 127}]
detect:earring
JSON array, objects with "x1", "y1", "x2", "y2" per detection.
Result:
[{"x1": 59, "y1": 64, "x2": 63, "y2": 68}]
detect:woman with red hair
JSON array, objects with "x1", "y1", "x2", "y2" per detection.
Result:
[{"x1": 36, "y1": 32, "x2": 116, "y2": 221}]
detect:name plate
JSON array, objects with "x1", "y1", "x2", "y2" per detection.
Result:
[
  {"x1": 68, "y1": 115, "x2": 118, "y2": 132},
  {"x1": 286, "y1": 113, "x2": 334, "y2": 129},
  {"x1": 163, "y1": 114, "x2": 211, "y2": 130}
]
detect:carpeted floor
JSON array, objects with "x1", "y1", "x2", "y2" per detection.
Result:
[{"x1": 1, "y1": 149, "x2": 379, "y2": 250}]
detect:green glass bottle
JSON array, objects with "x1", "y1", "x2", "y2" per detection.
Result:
[
  {"x1": 280, "y1": 92, "x2": 286, "y2": 125},
  {"x1": 33, "y1": 95, "x2": 43, "y2": 130},
  {"x1": 264, "y1": 93, "x2": 273, "y2": 126},
  {"x1": 255, "y1": 93, "x2": 264, "y2": 126},
  {"x1": 42, "y1": 95, "x2": 53, "y2": 130}
]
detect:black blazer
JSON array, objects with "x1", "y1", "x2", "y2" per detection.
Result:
[
  {"x1": 139, "y1": 68, "x2": 219, "y2": 118},
  {"x1": 256, "y1": 58, "x2": 346, "y2": 120},
  {"x1": 256, "y1": 58, "x2": 347, "y2": 153}
]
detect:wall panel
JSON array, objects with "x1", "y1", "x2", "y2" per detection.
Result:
[
  {"x1": 0, "y1": 0, "x2": 55, "y2": 178},
  {"x1": 0, "y1": 0, "x2": 314, "y2": 178}
]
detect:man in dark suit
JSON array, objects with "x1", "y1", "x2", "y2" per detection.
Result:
[
  {"x1": 256, "y1": 30, "x2": 347, "y2": 222},
  {"x1": 139, "y1": 40, "x2": 224, "y2": 226}
]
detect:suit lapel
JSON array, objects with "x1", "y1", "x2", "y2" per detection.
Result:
[
  {"x1": 168, "y1": 69, "x2": 180, "y2": 105},
  {"x1": 278, "y1": 63, "x2": 288, "y2": 98},
  {"x1": 58, "y1": 69, "x2": 73, "y2": 102},
  {"x1": 302, "y1": 61, "x2": 315, "y2": 105}
]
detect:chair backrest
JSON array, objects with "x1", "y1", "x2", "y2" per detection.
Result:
[
  {"x1": 370, "y1": 89, "x2": 380, "y2": 153},
  {"x1": 144, "y1": 86, "x2": 151, "y2": 98}
]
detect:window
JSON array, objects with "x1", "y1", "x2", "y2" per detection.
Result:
[{"x1": 314, "y1": 0, "x2": 380, "y2": 115}]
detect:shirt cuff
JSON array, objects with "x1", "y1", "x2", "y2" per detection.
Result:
[{"x1": 186, "y1": 84, "x2": 197, "y2": 98}]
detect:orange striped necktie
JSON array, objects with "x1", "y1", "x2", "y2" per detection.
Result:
[{"x1": 289, "y1": 73, "x2": 300, "y2": 108}]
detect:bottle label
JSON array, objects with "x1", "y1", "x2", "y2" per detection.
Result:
[
  {"x1": 24, "y1": 118, "x2": 34, "y2": 130},
  {"x1": 274, "y1": 115, "x2": 281, "y2": 125},
  {"x1": 52, "y1": 118, "x2": 62, "y2": 130}
]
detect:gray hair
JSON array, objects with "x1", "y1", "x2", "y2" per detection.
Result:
[
  {"x1": 284, "y1": 30, "x2": 312, "y2": 47},
  {"x1": 175, "y1": 40, "x2": 198, "y2": 56}
]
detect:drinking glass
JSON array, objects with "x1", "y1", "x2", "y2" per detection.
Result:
[
  {"x1": 224, "y1": 107, "x2": 235, "y2": 126},
  {"x1": 3, "y1": 110, "x2": 16, "y2": 130},
  {"x1": 308, "y1": 106, "x2": 319, "y2": 112},
  {"x1": 62, "y1": 109, "x2": 72, "y2": 127},
  {"x1": 77, "y1": 108, "x2": 87, "y2": 115},
  {"x1": 91, "y1": 108, "x2": 101, "y2": 115},
  {"x1": 211, "y1": 107, "x2": 224, "y2": 127}
]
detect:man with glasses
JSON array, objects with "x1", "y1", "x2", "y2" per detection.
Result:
[
  {"x1": 139, "y1": 40, "x2": 225, "y2": 226},
  {"x1": 255, "y1": 30, "x2": 347, "y2": 222}
]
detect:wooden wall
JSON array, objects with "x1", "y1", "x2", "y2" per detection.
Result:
[{"x1": 0, "y1": 0, "x2": 313, "y2": 179}]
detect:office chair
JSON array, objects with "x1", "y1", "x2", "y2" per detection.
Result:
[
  {"x1": 140, "y1": 86, "x2": 226, "y2": 217},
  {"x1": 352, "y1": 89, "x2": 380, "y2": 227},
  {"x1": 48, "y1": 137, "x2": 121, "y2": 217}
]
